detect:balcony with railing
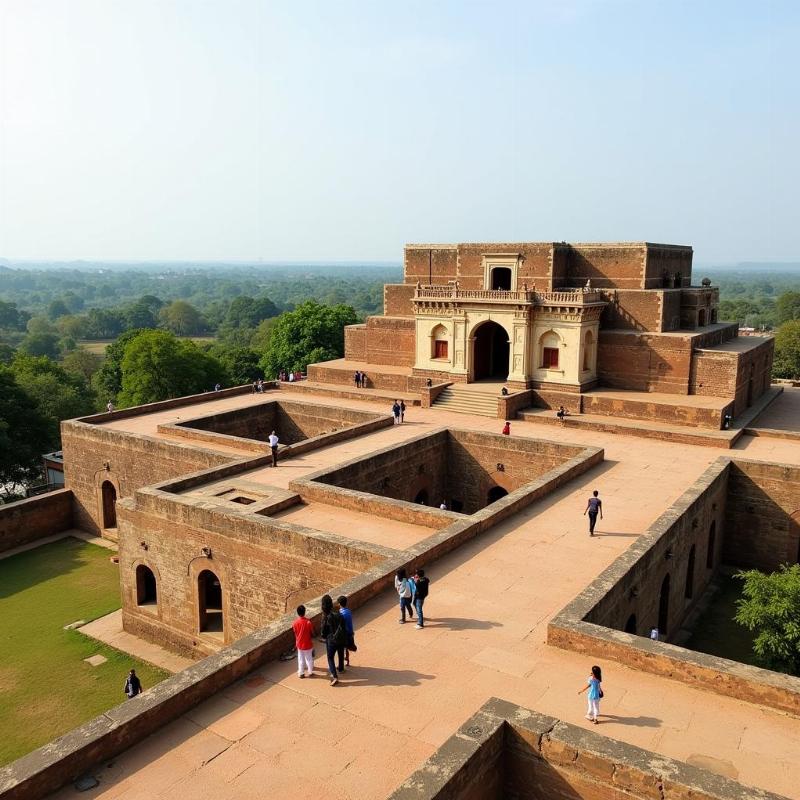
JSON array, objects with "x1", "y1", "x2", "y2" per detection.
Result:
[{"x1": 412, "y1": 284, "x2": 605, "y2": 306}]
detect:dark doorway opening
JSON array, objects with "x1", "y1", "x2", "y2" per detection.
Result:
[
  {"x1": 136, "y1": 565, "x2": 157, "y2": 606},
  {"x1": 487, "y1": 485, "x2": 509, "y2": 505},
  {"x1": 198, "y1": 569, "x2": 223, "y2": 635},
  {"x1": 101, "y1": 481, "x2": 117, "y2": 529},
  {"x1": 473, "y1": 322, "x2": 509, "y2": 381},
  {"x1": 491, "y1": 268, "x2": 512, "y2": 290},
  {"x1": 658, "y1": 573, "x2": 671, "y2": 636},
  {"x1": 685, "y1": 545, "x2": 696, "y2": 599},
  {"x1": 624, "y1": 613, "x2": 637, "y2": 634},
  {"x1": 414, "y1": 489, "x2": 429, "y2": 505},
  {"x1": 450, "y1": 499, "x2": 464, "y2": 513},
  {"x1": 698, "y1": 309, "x2": 706, "y2": 326}
]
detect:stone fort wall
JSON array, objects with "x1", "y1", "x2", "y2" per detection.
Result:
[{"x1": 0, "y1": 489, "x2": 74, "y2": 555}]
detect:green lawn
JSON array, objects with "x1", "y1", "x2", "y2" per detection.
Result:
[
  {"x1": 686, "y1": 573, "x2": 758, "y2": 667},
  {"x1": 0, "y1": 537, "x2": 168, "y2": 766}
]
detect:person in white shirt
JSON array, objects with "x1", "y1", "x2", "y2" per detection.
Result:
[
  {"x1": 268, "y1": 430, "x2": 279, "y2": 467},
  {"x1": 106, "y1": 401, "x2": 114, "y2": 413},
  {"x1": 439, "y1": 501, "x2": 447, "y2": 510}
]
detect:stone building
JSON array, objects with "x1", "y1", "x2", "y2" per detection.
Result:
[{"x1": 310, "y1": 241, "x2": 774, "y2": 423}]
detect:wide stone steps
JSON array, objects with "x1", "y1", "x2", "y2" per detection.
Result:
[{"x1": 433, "y1": 386, "x2": 498, "y2": 417}]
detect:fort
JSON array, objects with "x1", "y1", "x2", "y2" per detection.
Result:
[{"x1": 0, "y1": 242, "x2": 799, "y2": 800}]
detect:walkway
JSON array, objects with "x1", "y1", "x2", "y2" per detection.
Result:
[{"x1": 51, "y1": 390, "x2": 800, "y2": 800}]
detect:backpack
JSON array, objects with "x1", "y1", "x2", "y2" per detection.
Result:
[{"x1": 333, "y1": 612, "x2": 347, "y2": 647}]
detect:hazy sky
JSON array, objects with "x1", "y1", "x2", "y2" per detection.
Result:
[{"x1": 0, "y1": 1, "x2": 797, "y2": 263}]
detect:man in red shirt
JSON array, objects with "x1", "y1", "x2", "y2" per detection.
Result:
[{"x1": 292, "y1": 605, "x2": 315, "y2": 678}]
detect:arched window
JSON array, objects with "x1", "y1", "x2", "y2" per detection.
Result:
[
  {"x1": 582, "y1": 330, "x2": 594, "y2": 372},
  {"x1": 658, "y1": 573, "x2": 670, "y2": 635},
  {"x1": 198, "y1": 570, "x2": 223, "y2": 635},
  {"x1": 136, "y1": 565, "x2": 157, "y2": 606},
  {"x1": 624, "y1": 613, "x2": 637, "y2": 634},
  {"x1": 414, "y1": 489, "x2": 429, "y2": 505},
  {"x1": 487, "y1": 486, "x2": 508, "y2": 505},
  {"x1": 685, "y1": 545, "x2": 696, "y2": 599},
  {"x1": 431, "y1": 324, "x2": 449, "y2": 360},
  {"x1": 101, "y1": 481, "x2": 117, "y2": 529},
  {"x1": 706, "y1": 521, "x2": 716, "y2": 569},
  {"x1": 539, "y1": 331, "x2": 561, "y2": 369}
]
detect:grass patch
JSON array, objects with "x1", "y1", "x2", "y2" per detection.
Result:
[
  {"x1": 78, "y1": 335, "x2": 216, "y2": 358},
  {"x1": 686, "y1": 573, "x2": 758, "y2": 667},
  {"x1": 0, "y1": 537, "x2": 168, "y2": 766}
]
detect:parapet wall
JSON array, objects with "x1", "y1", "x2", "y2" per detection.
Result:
[{"x1": 0, "y1": 489, "x2": 74, "y2": 555}]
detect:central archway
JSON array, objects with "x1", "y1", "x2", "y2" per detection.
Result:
[
  {"x1": 472, "y1": 321, "x2": 509, "y2": 381},
  {"x1": 101, "y1": 481, "x2": 117, "y2": 529},
  {"x1": 198, "y1": 569, "x2": 223, "y2": 636}
]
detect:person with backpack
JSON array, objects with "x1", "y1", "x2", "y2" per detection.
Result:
[
  {"x1": 320, "y1": 594, "x2": 346, "y2": 685},
  {"x1": 577, "y1": 664, "x2": 603, "y2": 724},
  {"x1": 413, "y1": 569, "x2": 429, "y2": 629},
  {"x1": 395, "y1": 568, "x2": 414, "y2": 623},
  {"x1": 337, "y1": 595, "x2": 357, "y2": 666},
  {"x1": 123, "y1": 669, "x2": 142, "y2": 699}
]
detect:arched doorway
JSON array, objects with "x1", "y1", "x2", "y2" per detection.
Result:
[
  {"x1": 487, "y1": 485, "x2": 508, "y2": 505},
  {"x1": 136, "y1": 565, "x2": 157, "y2": 606},
  {"x1": 414, "y1": 489, "x2": 429, "y2": 505},
  {"x1": 101, "y1": 481, "x2": 117, "y2": 529},
  {"x1": 698, "y1": 308, "x2": 706, "y2": 326},
  {"x1": 472, "y1": 322, "x2": 509, "y2": 381},
  {"x1": 624, "y1": 613, "x2": 637, "y2": 634},
  {"x1": 685, "y1": 545, "x2": 696, "y2": 599},
  {"x1": 198, "y1": 570, "x2": 223, "y2": 635},
  {"x1": 658, "y1": 573, "x2": 670, "y2": 635}
]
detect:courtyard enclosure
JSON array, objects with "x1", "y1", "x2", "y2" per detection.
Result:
[{"x1": 548, "y1": 458, "x2": 800, "y2": 716}]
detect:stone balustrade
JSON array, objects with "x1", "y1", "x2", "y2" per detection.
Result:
[{"x1": 412, "y1": 285, "x2": 604, "y2": 305}]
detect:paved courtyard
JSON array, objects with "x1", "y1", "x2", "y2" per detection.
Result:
[{"x1": 51, "y1": 387, "x2": 800, "y2": 800}]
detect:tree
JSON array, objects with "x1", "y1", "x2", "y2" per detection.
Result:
[
  {"x1": 124, "y1": 295, "x2": 163, "y2": 329},
  {"x1": 55, "y1": 314, "x2": 88, "y2": 340},
  {"x1": 91, "y1": 328, "x2": 150, "y2": 403},
  {"x1": 18, "y1": 332, "x2": 61, "y2": 359},
  {"x1": 207, "y1": 344, "x2": 263, "y2": 385},
  {"x1": 47, "y1": 299, "x2": 70, "y2": 320},
  {"x1": 0, "y1": 301, "x2": 24, "y2": 331},
  {"x1": 0, "y1": 367, "x2": 52, "y2": 497},
  {"x1": 0, "y1": 344, "x2": 15, "y2": 365},
  {"x1": 26, "y1": 315, "x2": 57, "y2": 336},
  {"x1": 223, "y1": 295, "x2": 279, "y2": 330},
  {"x1": 11, "y1": 355, "x2": 96, "y2": 448},
  {"x1": 118, "y1": 330, "x2": 224, "y2": 406},
  {"x1": 776, "y1": 292, "x2": 800, "y2": 326},
  {"x1": 83, "y1": 308, "x2": 125, "y2": 339},
  {"x1": 259, "y1": 301, "x2": 358, "y2": 377},
  {"x1": 735, "y1": 565, "x2": 800, "y2": 676},
  {"x1": 773, "y1": 320, "x2": 800, "y2": 379},
  {"x1": 158, "y1": 300, "x2": 205, "y2": 336},
  {"x1": 62, "y1": 348, "x2": 103, "y2": 382}
]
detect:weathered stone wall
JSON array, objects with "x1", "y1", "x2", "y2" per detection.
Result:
[
  {"x1": 62, "y1": 421, "x2": 237, "y2": 536},
  {"x1": 582, "y1": 393, "x2": 728, "y2": 429},
  {"x1": 404, "y1": 245, "x2": 458, "y2": 284},
  {"x1": 644, "y1": 244, "x2": 694, "y2": 289},
  {"x1": 118, "y1": 491, "x2": 388, "y2": 659},
  {"x1": 384, "y1": 283, "x2": 416, "y2": 316},
  {"x1": 564, "y1": 244, "x2": 647, "y2": 290},
  {"x1": 724, "y1": 460, "x2": 800, "y2": 572},
  {"x1": 599, "y1": 289, "x2": 667, "y2": 332},
  {"x1": 731, "y1": 338, "x2": 774, "y2": 417},
  {"x1": 364, "y1": 316, "x2": 416, "y2": 366},
  {"x1": 344, "y1": 323, "x2": 367, "y2": 359},
  {"x1": 0, "y1": 490, "x2": 74, "y2": 554}
]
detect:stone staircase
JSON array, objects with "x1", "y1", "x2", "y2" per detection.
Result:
[{"x1": 433, "y1": 384, "x2": 499, "y2": 417}]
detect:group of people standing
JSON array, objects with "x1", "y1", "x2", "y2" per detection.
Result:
[
  {"x1": 394, "y1": 568, "x2": 429, "y2": 627},
  {"x1": 391, "y1": 399, "x2": 407, "y2": 424},
  {"x1": 353, "y1": 370, "x2": 368, "y2": 388}
]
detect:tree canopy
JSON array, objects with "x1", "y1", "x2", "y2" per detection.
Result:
[
  {"x1": 773, "y1": 320, "x2": 800, "y2": 380},
  {"x1": 118, "y1": 330, "x2": 224, "y2": 406},
  {"x1": 259, "y1": 300, "x2": 358, "y2": 377},
  {"x1": 735, "y1": 564, "x2": 800, "y2": 676}
]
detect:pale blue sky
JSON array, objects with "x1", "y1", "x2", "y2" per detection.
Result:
[{"x1": 0, "y1": 1, "x2": 797, "y2": 262}]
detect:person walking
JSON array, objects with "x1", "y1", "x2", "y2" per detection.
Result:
[
  {"x1": 392, "y1": 400, "x2": 401, "y2": 425},
  {"x1": 354, "y1": 370, "x2": 361, "y2": 389},
  {"x1": 337, "y1": 595, "x2": 357, "y2": 666},
  {"x1": 400, "y1": 399, "x2": 406, "y2": 423},
  {"x1": 361, "y1": 371, "x2": 368, "y2": 388},
  {"x1": 320, "y1": 594, "x2": 346, "y2": 685},
  {"x1": 578, "y1": 665, "x2": 603, "y2": 724},
  {"x1": 268, "y1": 430, "x2": 279, "y2": 467},
  {"x1": 502, "y1": 420, "x2": 510, "y2": 436},
  {"x1": 584, "y1": 490, "x2": 603, "y2": 536},
  {"x1": 395, "y1": 568, "x2": 414, "y2": 623},
  {"x1": 413, "y1": 568, "x2": 429, "y2": 629},
  {"x1": 123, "y1": 669, "x2": 142, "y2": 699},
  {"x1": 292, "y1": 604, "x2": 315, "y2": 679}
]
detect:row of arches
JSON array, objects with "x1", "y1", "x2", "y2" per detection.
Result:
[
  {"x1": 627, "y1": 521, "x2": 717, "y2": 638},
  {"x1": 134, "y1": 565, "x2": 224, "y2": 636},
  {"x1": 429, "y1": 321, "x2": 596, "y2": 379}
]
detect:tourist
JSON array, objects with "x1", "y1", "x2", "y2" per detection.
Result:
[
  {"x1": 502, "y1": 421, "x2": 510, "y2": 436},
  {"x1": 395, "y1": 568, "x2": 414, "y2": 623},
  {"x1": 337, "y1": 595, "x2": 357, "y2": 666},
  {"x1": 392, "y1": 400, "x2": 401, "y2": 424},
  {"x1": 252, "y1": 381, "x2": 258, "y2": 393},
  {"x1": 400, "y1": 399, "x2": 406, "y2": 423},
  {"x1": 501, "y1": 386, "x2": 508, "y2": 396},
  {"x1": 288, "y1": 371, "x2": 294, "y2": 382},
  {"x1": 556, "y1": 406, "x2": 569, "y2": 424},
  {"x1": 320, "y1": 594, "x2": 346, "y2": 685},
  {"x1": 292, "y1": 604, "x2": 314, "y2": 679},
  {"x1": 354, "y1": 370, "x2": 361, "y2": 389},
  {"x1": 214, "y1": 383, "x2": 221, "y2": 392},
  {"x1": 361, "y1": 371, "x2": 367, "y2": 388},
  {"x1": 124, "y1": 669, "x2": 142, "y2": 699},
  {"x1": 413, "y1": 568, "x2": 429, "y2": 629},
  {"x1": 584, "y1": 490, "x2": 603, "y2": 536},
  {"x1": 577, "y1": 665, "x2": 603, "y2": 724},
  {"x1": 268, "y1": 430, "x2": 279, "y2": 467},
  {"x1": 106, "y1": 400, "x2": 114, "y2": 413},
  {"x1": 257, "y1": 379, "x2": 264, "y2": 393},
  {"x1": 439, "y1": 501, "x2": 447, "y2": 510}
]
